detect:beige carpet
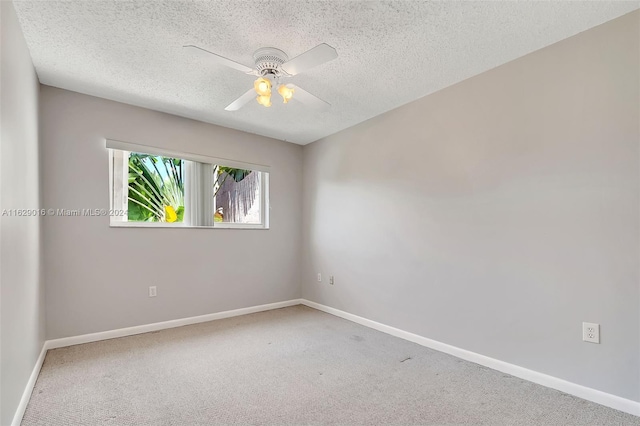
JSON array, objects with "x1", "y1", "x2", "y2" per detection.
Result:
[{"x1": 22, "y1": 305, "x2": 639, "y2": 425}]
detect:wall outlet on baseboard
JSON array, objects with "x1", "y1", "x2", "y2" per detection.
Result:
[
  {"x1": 317, "y1": 273, "x2": 322, "y2": 282},
  {"x1": 149, "y1": 286, "x2": 157, "y2": 297},
  {"x1": 582, "y1": 322, "x2": 599, "y2": 344}
]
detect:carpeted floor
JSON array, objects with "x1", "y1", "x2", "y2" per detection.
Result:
[{"x1": 22, "y1": 305, "x2": 639, "y2": 425}]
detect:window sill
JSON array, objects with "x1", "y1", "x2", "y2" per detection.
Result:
[{"x1": 109, "y1": 221, "x2": 268, "y2": 230}]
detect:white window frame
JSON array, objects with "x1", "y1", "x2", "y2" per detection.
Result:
[{"x1": 107, "y1": 139, "x2": 270, "y2": 229}]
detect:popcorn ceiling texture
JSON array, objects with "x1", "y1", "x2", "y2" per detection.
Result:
[{"x1": 12, "y1": 1, "x2": 639, "y2": 144}]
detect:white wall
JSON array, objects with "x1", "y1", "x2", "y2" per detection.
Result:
[
  {"x1": 40, "y1": 86, "x2": 303, "y2": 339},
  {"x1": 0, "y1": 1, "x2": 45, "y2": 424},
  {"x1": 302, "y1": 11, "x2": 640, "y2": 401}
]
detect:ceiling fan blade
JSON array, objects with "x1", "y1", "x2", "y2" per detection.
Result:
[
  {"x1": 281, "y1": 43, "x2": 338, "y2": 76},
  {"x1": 184, "y1": 45, "x2": 255, "y2": 74},
  {"x1": 290, "y1": 85, "x2": 330, "y2": 111},
  {"x1": 225, "y1": 88, "x2": 256, "y2": 111}
]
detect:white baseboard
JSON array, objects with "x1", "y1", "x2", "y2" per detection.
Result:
[
  {"x1": 47, "y1": 299, "x2": 302, "y2": 349},
  {"x1": 300, "y1": 299, "x2": 640, "y2": 417},
  {"x1": 12, "y1": 299, "x2": 302, "y2": 425},
  {"x1": 13, "y1": 298, "x2": 639, "y2": 423},
  {"x1": 12, "y1": 343, "x2": 47, "y2": 426}
]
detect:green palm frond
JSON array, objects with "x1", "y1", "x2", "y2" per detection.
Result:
[{"x1": 127, "y1": 153, "x2": 184, "y2": 222}]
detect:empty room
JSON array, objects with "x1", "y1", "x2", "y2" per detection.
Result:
[{"x1": 1, "y1": 1, "x2": 639, "y2": 425}]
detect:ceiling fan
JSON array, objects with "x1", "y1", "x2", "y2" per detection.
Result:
[{"x1": 184, "y1": 43, "x2": 338, "y2": 111}]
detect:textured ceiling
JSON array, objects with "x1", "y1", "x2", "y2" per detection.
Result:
[{"x1": 13, "y1": 1, "x2": 639, "y2": 144}]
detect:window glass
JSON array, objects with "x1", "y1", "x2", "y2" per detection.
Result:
[
  {"x1": 110, "y1": 149, "x2": 268, "y2": 228},
  {"x1": 214, "y1": 168, "x2": 261, "y2": 224},
  {"x1": 128, "y1": 153, "x2": 185, "y2": 223}
]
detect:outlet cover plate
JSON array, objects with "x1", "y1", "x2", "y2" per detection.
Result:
[{"x1": 582, "y1": 322, "x2": 600, "y2": 344}]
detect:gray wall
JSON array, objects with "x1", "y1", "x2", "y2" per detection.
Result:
[
  {"x1": 302, "y1": 11, "x2": 640, "y2": 401},
  {"x1": 40, "y1": 86, "x2": 303, "y2": 339},
  {"x1": 0, "y1": 1, "x2": 45, "y2": 424}
]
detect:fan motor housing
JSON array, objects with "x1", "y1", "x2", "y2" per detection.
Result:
[{"x1": 253, "y1": 47, "x2": 289, "y2": 77}]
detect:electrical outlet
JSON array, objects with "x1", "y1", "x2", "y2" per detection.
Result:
[
  {"x1": 317, "y1": 273, "x2": 322, "y2": 282},
  {"x1": 582, "y1": 322, "x2": 600, "y2": 344},
  {"x1": 329, "y1": 276, "x2": 334, "y2": 285},
  {"x1": 149, "y1": 286, "x2": 157, "y2": 297}
]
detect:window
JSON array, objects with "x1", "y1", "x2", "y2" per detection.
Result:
[{"x1": 108, "y1": 140, "x2": 269, "y2": 229}]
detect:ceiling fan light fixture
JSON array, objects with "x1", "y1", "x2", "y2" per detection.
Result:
[
  {"x1": 277, "y1": 84, "x2": 295, "y2": 104},
  {"x1": 254, "y1": 77, "x2": 272, "y2": 96},
  {"x1": 256, "y1": 94, "x2": 272, "y2": 107},
  {"x1": 187, "y1": 43, "x2": 336, "y2": 112}
]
